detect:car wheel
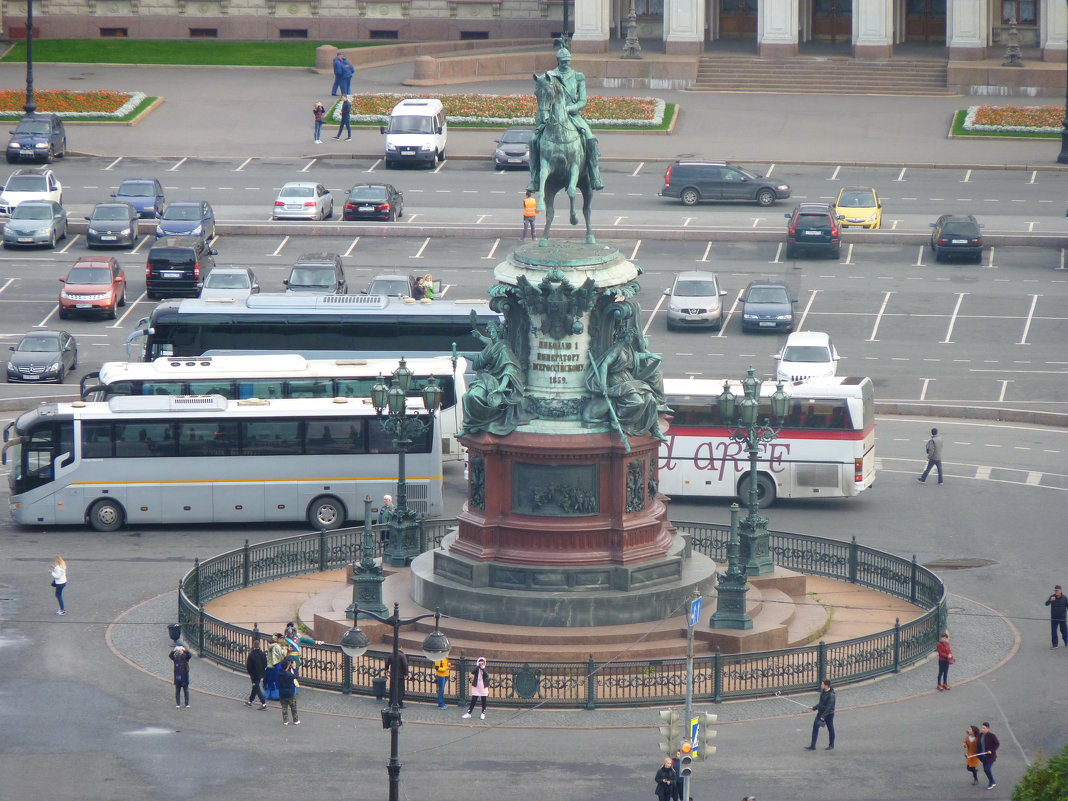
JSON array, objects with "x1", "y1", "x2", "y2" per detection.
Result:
[
  {"x1": 46, "y1": 145, "x2": 55, "y2": 163},
  {"x1": 107, "y1": 301, "x2": 117, "y2": 320},
  {"x1": 397, "y1": 205, "x2": 403, "y2": 219},
  {"x1": 307, "y1": 496, "x2": 345, "y2": 530},
  {"x1": 755, "y1": 189, "x2": 776, "y2": 207},
  {"x1": 57, "y1": 138, "x2": 66, "y2": 158},
  {"x1": 384, "y1": 159, "x2": 395, "y2": 169},
  {"x1": 56, "y1": 367, "x2": 65, "y2": 384},
  {"x1": 666, "y1": 320, "x2": 677, "y2": 332},
  {"x1": 388, "y1": 209, "x2": 397, "y2": 222},
  {"x1": 5, "y1": 155, "x2": 15, "y2": 164},
  {"x1": 146, "y1": 292, "x2": 158, "y2": 301},
  {"x1": 680, "y1": 188, "x2": 700, "y2": 207},
  {"x1": 119, "y1": 289, "x2": 126, "y2": 307},
  {"x1": 88, "y1": 499, "x2": 125, "y2": 532},
  {"x1": 325, "y1": 204, "x2": 333, "y2": 220},
  {"x1": 58, "y1": 308, "x2": 70, "y2": 320},
  {"x1": 739, "y1": 472, "x2": 777, "y2": 508},
  {"x1": 830, "y1": 244, "x2": 841, "y2": 259},
  {"x1": 1, "y1": 242, "x2": 9, "y2": 250},
  {"x1": 49, "y1": 230, "x2": 56, "y2": 248},
  {"x1": 785, "y1": 244, "x2": 795, "y2": 259},
  {"x1": 974, "y1": 252, "x2": 983, "y2": 264},
  {"x1": 933, "y1": 248, "x2": 942, "y2": 263}
]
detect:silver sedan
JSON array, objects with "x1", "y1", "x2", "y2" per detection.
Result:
[
  {"x1": 272, "y1": 182, "x2": 333, "y2": 221},
  {"x1": 2, "y1": 199, "x2": 67, "y2": 248}
]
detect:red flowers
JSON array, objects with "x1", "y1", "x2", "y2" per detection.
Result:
[{"x1": 0, "y1": 89, "x2": 131, "y2": 114}]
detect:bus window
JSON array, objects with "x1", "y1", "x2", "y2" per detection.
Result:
[
  {"x1": 187, "y1": 380, "x2": 236, "y2": 398},
  {"x1": 289, "y1": 380, "x2": 332, "y2": 399},
  {"x1": 144, "y1": 382, "x2": 185, "y2": 396},
  {"x1": 369, "y1": 417, "x2": 431, "y2": 454},
  {"x1": 237, "y1": 380, "x2": 284, "y2": 400},
  {"x1": 335, "y1": 378, "x2": 378, "y2": 398},
  {"x1": 242, "y1": 420, "x2": 301, "y2": 456},
  {"x1": 306, "y1": 418, "x2": 366, "y2": 454},
  {"x1": 114, "y1": 422, "x2": 175, "y2": 458},
  {"x1": 178, "y1": 420, "x2": 238, "y2": 457},
  {"x1": 82, "y1": 422, "x2": 114, "y2": 458}
]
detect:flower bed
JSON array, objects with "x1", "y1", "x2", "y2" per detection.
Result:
[
  {"x1": 336, "y1": 92, "x2": 667, "y2": 128},
  {"x1": 962, "y1": 105, "x2": 1063, "y2": 134},
  {"x1": 0, "y1": 89, "x2": 151, "y2": 120}
]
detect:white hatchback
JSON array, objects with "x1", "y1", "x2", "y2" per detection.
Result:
[
  {"x1": 272, "y1": 182, "x2": 333, "y2": 221},
  {"x1": 0, "y1": 168, "x2": 62, "y2": 217},
  {"x1": 774, "y1": 331, "x2": 839, "y2": 383}
]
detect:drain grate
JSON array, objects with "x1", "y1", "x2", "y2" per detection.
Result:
[{"x1": 922, "y1": 558, "x2": 997, "y2": 570}]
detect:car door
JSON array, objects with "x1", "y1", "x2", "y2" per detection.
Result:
[
  {"x1": 113, "y1": 261, "x2": 126, "y2": 299},
  {"x1": 52, "y1": 201, "x2": 65, "y2": 237},
  {"x1": 201, "y1": 202, "x2": 216, "y2": 238},
  {"x1": 61, "y1": 332, "x2": 77, "y2": 371},
  {"x1": 693, "y1": 167, "x2": 724, "y2": 200},
  {"x1": 719, "y1": 167, "x2": 752, "y2": 202},
  {"x1": 317, "y1": 185, "x2": 332, "y2": 215},
  {"x1": 152, "y1": 181, "x2": 165, "y2": 215}
]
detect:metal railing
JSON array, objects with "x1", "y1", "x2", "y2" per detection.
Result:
[{"x1": 178, "y1": 519, "x2": 945, "y2": 708}]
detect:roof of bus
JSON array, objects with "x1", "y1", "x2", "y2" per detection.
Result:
[
  {"x1": 148, "y1": 294, "x2": 498, "y2": 321},
  {"x1": 664, "y1": 375, "x2": 872, "y2": 401}
]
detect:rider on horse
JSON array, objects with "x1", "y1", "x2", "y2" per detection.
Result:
[{"x1": 527, "y1": 48, "x2": 605, "y2": 193}]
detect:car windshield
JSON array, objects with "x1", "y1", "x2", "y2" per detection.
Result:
[
  {"x1": 942, "y1": 222, "x2": 977, "y2": 236},
  {"x1": 782, "y1": 346, "x2": 831, "y2": 363},
  {"x1": 674, "y1": 280, "x2": 718, "y2": 297},
  {"x1": 205, "y1": 272, "x2": 250, "y2": 289},
  {"x1": 290, "y1": 268, "x2": 335, "y2": 286},
  {"x1": 348, "y1": 187, "x2": 387, "y2": 201},
  {"x1": 92, "y1": 206, "x2": 129, "y2": 221},
  {"x1": 67, "y1": 268, "x2": 111, "y2": 285},
  {"x1": 388, "y1": 115, "x2": 434, "y2": 134},
  {"x1": 6, "y1": 176, "x2": 47, "y2": 192},
  {"x1": 163, "y1": 205, "x2": 202, "y2": 221},
  {"x1": 15, "y1": 120, "x2": 51, "y2": 135},
  {"x1": 747, "y1": 287, "x2": 789, "y2": 304},
  {"x1": 369, "y1": 280, "x2": 410, "y2": 296},
  {"x1": 838, "y1": 190, "x2": 875, "y2": 207},
  {"x1": 500, "y1": 130, "x2": 533, "y2": 144},
  {"x1": 12, "y1": 204, "x2": 51, "y2": 220},
  {"x1": 281, "y1": 186, "x2": 314, "y2": 198},
  {"x1": 16, "y1": 335, "x2": 59, "y2": 352},
  {"x1": 119, "y1": 182, "x2": 155, "y2": 197}
]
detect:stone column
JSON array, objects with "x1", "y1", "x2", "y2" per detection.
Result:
[
  {"x1": 572, "y1": 0, "x2": 612, "y2": 53},
  {"x1": 946, "y1": 0, "x2": 988, "y2": 60},
  {"x1": 1041, "y1": 0, "x2": 1068, "y2": 63},
  {"x1": 757, "y1": 0, "x2": 798, "y2": 57},
  {"x1": 664, "y1": 0, "x2": 705, "y2": 55},
  {"x1": 852, "y1": 0, "x2": 893, "y2": 60}
]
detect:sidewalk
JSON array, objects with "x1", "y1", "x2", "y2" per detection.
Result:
[{"x1": 3, "y1": 61, "x2": 1064, "y2": 167}]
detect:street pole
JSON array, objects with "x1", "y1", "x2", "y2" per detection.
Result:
[
  {"x1": 387, "y1": 604, "x2": 402, "y2": 801},
  {"x1": 683, "y1": 590, "x2": 697, "y2": 801},
  {"x1": 23, "y1": 0, "x2": 35, "y2": 114},
  {"x1": 1059, "y1": 0, "x2": 1068, "y2": 163}
]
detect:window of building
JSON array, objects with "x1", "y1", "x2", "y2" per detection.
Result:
[
  {"x1": 1002, "y1": 0, "x2": 1035, "y2": 24},
  {"x1": 369, "y1": 30, "x2": 399, "y2": 39},
  {"x1": 279, "y1": 29, "x2": 309, "y2": 39},
  {"x1": 460, "y1": 31, "x2": 490, "y2": 40},
  {"x1": 100, "y1": 28, "x2": 129, "y2": 37},
  {"x1": 189, "y1": 28, "x2": 219, "y2": 38},
  {"x1": 634, "y1": 0, "x2": 664, "y2": 15}
]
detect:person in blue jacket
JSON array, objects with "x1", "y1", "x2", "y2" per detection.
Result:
[
  {"x1": 277, "y1": 659, "x2": 300, "y2": 725},
  {"x1": 331, "y1": 52, "x2": 346, "y2": 96}
]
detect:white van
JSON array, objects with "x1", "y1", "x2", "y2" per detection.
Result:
[{"x1": 381, "y1": 98, "x2": 447, "y2": 168}]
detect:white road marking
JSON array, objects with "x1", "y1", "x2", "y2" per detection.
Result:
[
  {"x1": 630, "y1": 161, "x2": 644, "y2": 177},
  {"x1": 411, "y1": 237, "x2": 430, "y2": 259},
  {"x1": 483, "y1": 239, "x2": 500, "y2": 260},
  {"x1": 841, "y1": 242, "x2": 854, "y2": 264},
  {"x1": 433, "y1": 160, "x2": 446, "y2": 174},
  {"x1": 630, "y1": 241, "x2": 641, "y2": 260},
  {"x1": 942, "y1": 292, "x2": 967, "y2": 344},
  {"x1": 961, "y1": 169, "x2": 972, "y2": 183},
  {"x1": 975, "y1": 465, "x2": 992, "y2": 480},
  {"x1": 867, "y1": 291, "x2": 893, "y2": 342},
  {"x1": 233, "y1": 157, "x2": 253, "y2": 172},
  {"x1": 1029, "y1": 170, "x2": 1037, "y2": 184},
  {"x1": 365, "y1": 159, "x2": 380, "y2": 173},
  {"x1": 0, "y1": 278, "x2": 13, "y2": 294},
  {"x1": 765, "y1": 164, "x2": 775, "y2": 177},
  {"x1": 1061, "y1": 249, "x2": 1067, "y2": 271},
  {"x1": 895, "y1": 168, "x2": 907, "y2": 181},
  {"x1": 103, "y1": 156, "x2": 123, "y2": 171},
  {"x1": 984, "y1": 246, "x2": 997, "y2": 268},
  {"x1": 613, "y1": 217, "x2": 625, "y2": 226},
  {"x1": 683, "y1": 217, "x2": 694, "y2": 227},
  {"x1": 1027, "y1": 221, "x2": 1036, "y2": 232},
  {"x1": 300, "y1": 159, "x2": 317, "y2": 173},
  {"x1": 343, "y1": 237, "x2": 360, "y2": 258},
  {"x1": 475, "y1": 215, "x2": 489, "y2": 225},
  {"x1": 997, "y1": 379, "x2": 1012, "y2": 402},
  {"x1": 796, "y1": 289, "x2": 819, "y2": 330},
  {"x1": 1019, "y1": 294, "x2": 1040, "y2": 345},
  {"x1": 406, "y1": 214, "x2": 419, "y2": 223},
  {"x1": 827, "y1": 166, "x2": 840, "y2": 181},
  {"x1": 167, "y1": 158, "x2": 187, "y2": 172},
  {"x1": 751, "y1": 218, "x2": 761, "y2": 229},
  {"x1": 698, "y1": 241, "x2": 712, "y2": 262},
  {"x1": 269, "y1": 236, "x2": 289, "y2": 257},
  {"x1": 919, "y1": 378, "x2": 933, "y2": 401},
  {"x1": 771, "y1": 242, "x2": 784, "y2": 264},
  {"x1": 111, "y1": 291, "x2": 148, "y2": 328},
  {"x1": 34, "y1": 306, "x2": 58, "y2": 327},
  {"x1": 128, "y1": 235, "x2": 150, "y2": 255},
  {"x1": 438, "y1": 284, "x2": 451, "y2": 298},
  {"x1": 644, "y1": 291, "x2": 667, "y2": 336},
  {"x1": 58, "y1": 235, "x2": 79, "y2": 254},
  {"x1": 913, "y1": 244, "x2": 926, "y2": 267},
  {"x1": 1025, "y1": 471, "x2": 1042, "y2": 486}
]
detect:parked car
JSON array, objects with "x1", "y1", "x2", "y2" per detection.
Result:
[
  {"x1": 659, "y1": 161, "x2": 790, "y2": 207},
  {"x1": 833, "y1": 186, "x2": 882, "y2": 229},
  {"x1": 785, "y1": 203, "x2": 841, "y2": 258},
  {"x1": 284, "y1": 252, "x2": 346, "y2": 294},
  {"x1": 6, "y1": 113, "x2": 66, "y2": 164},
  {"x1": 6, "y1": 330, "x2": 77, "y2": 383},
  {"x1": 663, "y1": 271, "x2": 727, "y2": 331},
  {"x1": 200, "y1": 267, "x2": 260, "y2": 300},
  {"x1": 493, "y1": 128, "x2": 534, "y2": 170},
  {"x1": 0, "y1": 168, "x2": 62, "y2": 217},
  {"x1": 365, "y1": 274, "x2": 417, "y2": 298},
  {"x1": 382, "y1": 97, "x2": 447, "y2": 168},
  {"x1": 343, "y1": 184, "x2": 403, "y2": 222},
  {"x1": 741, "y1": 280, "x2": 796, "y2": 333},
  {"x1": 85, "y1": 202, "x2": 140, "y2": 248},
  {"x1": 58, "y1": 257, "x2": 126, "y2": 320},
  {"x1": 1, "y1": 200, "x2": 67, "y2": 248},
  {"x1": 774, "y1": 331, "x2": 839, "y2": 382},
  {"x1": 145, "y1": 237, "x2": 217, "y2": 300},
  {"x1": 930, "y1": 214, "x2": 983, "y2": 263},
  {"x1": 112, "y1": 178, "x2": 165, "y2": 218},
  {"x1": 273, "y1": 182, "x2": 333, "y2": 220},
  {"x1": 155, "y1": 201, "x2": 216, "y2": 240}
]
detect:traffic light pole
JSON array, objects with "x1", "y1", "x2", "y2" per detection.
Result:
[{"x1": 683, "y1": 593, "x2": 696, "y2": 801}]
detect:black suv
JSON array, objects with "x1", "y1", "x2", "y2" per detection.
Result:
[
  {"x1": 284, "y1": 252, "x2": 347, "y2": 294},
  {"x1": 929, "y1": 214, "x2": 983, "y2": 263},
  {"x1": 145, "y1": 237, "x2": 217, "y2": 300},
  {"x1": 785, "y1": 203, "x2": 841, "y2": 259},
  {"x1": 659, "y1": 161, "x2": 791, "y2": 207},
  {"x1": 6, "y1": 113, "x2": 66, "y2": 164}
]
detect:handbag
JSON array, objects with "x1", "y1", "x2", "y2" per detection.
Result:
[
  {"x1": 51, "y1": 580, "x2": 57, "y2": 587},
  {"x1": 948, "y1": 656, "x2": 956, "y2": 664}
]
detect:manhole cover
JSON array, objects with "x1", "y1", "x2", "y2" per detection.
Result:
[{"x1": 922, "y1": 558, "x2": 997, "y2": 570}]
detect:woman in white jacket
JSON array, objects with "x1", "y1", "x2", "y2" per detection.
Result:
[{"x1": 50, "y1": 555, "x2": 67, "y2": 615}]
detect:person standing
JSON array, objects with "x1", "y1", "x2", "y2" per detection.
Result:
[
  {"x1": 334, "y1": 95, "x2": 351, "y2": 141},
  {"x1": 422, "y1": 274, "x2": 435, "y2": 300},
  {"x1": 1046, "y1": 584, "x2": 1068, "y2": 648},
  {"x1": 277, "y1": 658, "x2": 300, "y2": 725},
  {"x1": 917, "y1": 427, "x2": 944, "y2": 484},
  {"x1": 312, "y1": 101, "x2": 325, "y2": 145},
  {"x1": 330, "y1": 51, "x2": 345, "y2": 96},
  {"x1": 462, "y1": 656, "x2": 490, "y2": 719},
  {"x1": 49, "y1": 555, "x2": 67, "y2": 615},
  {"x1": 339, "y1": 55, "x2": 355, "y2": 97},
  {"x1": 388, "y1": 648, "x2": 409, "y2": 708},
  {"x1": 246, "y1": 638, "x2": 268, "y2": 709},
  {"x1": 670, "y1": 751, "x2": 685, "y2": 801},
  {"x1": 434, "y1": 656, "x2": 450, "y2": 709},
  {"x1": 936, "y1": 632, "x2": 954, "y2": 690},
  {"x1": 964, "y1": 725, "x2": 982, "y2": 785},
  {"x1": 654, "y1": 757, "x2": 677, "y2": 801},
  {"x1": 170, "y1": 644, "x2": 192, "y2": 708},
  {"x1": 978, "y1": 722, "x2": 1000, "y2": 789},
  {"x1": 284, "y1": 627, "x2": 324, "y2": 674},
  {"x1": 378, "y1": 494, "x2": 395, "y2": 524},
  {"x1": 521, "y1": 190, "x2": 538, "y2": 241},
  {"x1": 264, "y1": 632, "x2": 286, "y2": 700},
  {"x1": 804, "y1": 679, "x2": 836, "y2": 750}
]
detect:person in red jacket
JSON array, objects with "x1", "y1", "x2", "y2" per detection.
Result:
[{"x1": 936, "y1": 632, "x2": 954, "y2": 690}]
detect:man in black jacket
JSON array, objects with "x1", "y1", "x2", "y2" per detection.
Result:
[
  {"x1": 805, "y1": 679, "x2": 836, "y2": 751},
  {"x1": 1046, "y1": 585, "x2": 1068, "y2": 648},
  {"x1": 245, "y1": 638, "x2": 268, "y2": 709}
]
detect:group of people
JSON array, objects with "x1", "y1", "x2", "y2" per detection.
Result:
[
  {"x1": 413, "y1": 274, "x2": 435, "y2": 300},
  {"x1": 310, "y1": 51, "x2": 356, "y2": 145}
]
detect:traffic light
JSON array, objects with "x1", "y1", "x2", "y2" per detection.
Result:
[
  {"x1": 679, "y1": 740, "x2": 694, "y2": 777},
  {"x1": 693, "y1": 711, "x2": 718, "y2": 759},
  {"x1": 658, "y1": 709, "x2": 682, "y2": 754}
]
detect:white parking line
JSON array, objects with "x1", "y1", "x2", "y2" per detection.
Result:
[
  {"x1": 167, "y1": 158, "x2": 187, "y2": 172},
  {"x1": 34, "y1": 305, "x2": 58, "y2": 327},
  {"x1": 128, "y1": 235, "x2": 151, "y2": 255},
  {"x1": 827, "y1": 166, "x2": 840, "y2": 181},
  {"x1": 269, "y1": 236, "x2": 289, "y2": 257},
  {"x1": 1027, "y1": 221, "x2": 1036, "y2": 232},
  {"x1": 613, "y1": 217, "x2": 625, "y2": 226},
  {"x1": 796, "y1": 289, "x2": 819, "y2": 330},
  {"x1": 895, "y1": 167, "x2": 907, "y2": 182},
  {"x1": 942, "y1": 292, "x2": 967, "y2": 344},
  {"x1": 433, "y1": 160, "x2": 446, "y2": 174},
  {"x1": 438, "y1": 283, "x2": 451, "y2": 298},
  {"x1": 765, "y1": 164, "x2": 775, "y2": 177},
  {"x1": 483, "y1": 239, "x2": 500, "y2": 260},
  {"x1": 630, "y1": 161, "x2": 644, "y2": 177},
  {"x1": 1029, "y1": 170, "x2": 1038, "y2": 184},
  {"x1": 629, "y1": 240, "x2": 641, "y2": 260},
  {"x1": 406, "y1": 214, "x2": 420, "y2": 223},
  {"x1": 301, "y1": 159, "x2": 317, "y2": 173},
  {"x1": 411, "y1": 237, "x2": 430, "y2": 259},
  {"x1": 233, "y1": 157, "x2": 253, "y2": 172},
  {"x1": 365, "y1": 159, "x2": 380, "y2": 173},
  {"x1": 1019, "y1": 294, "x2": 1040, "y2": 345},
  {"x1": 683, "y1": 217, "x2": 694, "y2": 227},
  {"x1": 867, "y1": 291, "x2": 893, "y2": 342},
  {"x1": 841, "y1": 242, "x2": 854, "y2": 265},
  {"x1": 997, "y1": 379, "x2": 1013, "y2": 403},
  {"x1": 698, "y1": 241, "x2": 712, "y2": 262},
  {"x1": 919, "y1": 378, "x2": 933, "y2": 400},
  {"x1": 58, "y1": 234, "x2": 79, "y2": 254},
  {"x1": 984, "y1": 246, "x2": 997, "y2": 268},
  {"x1": 914, "y1": 245, "x2": 926, "y2": 267},
  {"x1": 103, "y1": 156, "x2": 123, "y2": 171},
  {"x1": 343, "y1": 237, "x2": 361, "y2": 258},
  {"x1": 0, "y1": 278, "x2": 13, "y2": 294},
  {"x1": 643, "y1": 290, "x2": 666, "y2": 336},
  {"x1": 751, "y1": 218, "x2": 761, "y2": 229},
  {"x1": 1060, "y1": 249, "x2": 1068, "y2": 271},
  {"x1": 961, "y1": 169, "x2": 972, "y2": 183},
  {"x1": 475, "y1": 215, "x2": 489, "y2": 225},
  {"x1": 770, "y1": 242, "x2": 784, "y2": 264},
  {"x1": 111, "y1": 291, "x2": 148, "y2": 328}
]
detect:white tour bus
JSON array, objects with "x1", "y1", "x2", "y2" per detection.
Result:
[
  {"x1": 79, "y1": 354, "x2": 468, "y2": 459},
  {"x1": 3, "y1": 395, "x2": 442, "y2": 531},
  {"x1": 660, "y1": 376, "x2": 876, "y2": 506}
]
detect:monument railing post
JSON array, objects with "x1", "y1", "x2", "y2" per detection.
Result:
[{"x1": 585, "y1": 654, "x2": 597, "y2": 710}]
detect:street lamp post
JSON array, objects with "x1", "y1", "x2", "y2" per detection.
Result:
[
  {"x1": 340, "y1": 604, "x2": 451, "y2": 801},
  {"x1": 370, "y1": 359, "x2": 442, "y2": 568},
  {"x1": 1059, "y1": 0, "x2": 1068, "y2": 163},
  {"x1": 347, "y1": 495, "x2": 388, "y2": 620},
  {"x1": 23, "y1": 0, "x2": 36, "y2": 114},
  {"x1": 716, "y1": 367, "x2": 789, "y2": 576}
]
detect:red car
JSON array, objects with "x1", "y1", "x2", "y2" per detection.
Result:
[{"x1": 58, "y1": 256, "x2": 127, "y2": 319}]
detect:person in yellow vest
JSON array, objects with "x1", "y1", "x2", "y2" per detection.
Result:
[
  {"x1": 521, "y1": 190, "x2": 538, "y2": 241},
  {"x1": 434, "y1": 656, "x2": 450, "y2": 709}
]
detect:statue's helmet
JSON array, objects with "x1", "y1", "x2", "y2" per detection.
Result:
[{"x1": 556, "y1": 47, "x2": 572, "y2": 63}]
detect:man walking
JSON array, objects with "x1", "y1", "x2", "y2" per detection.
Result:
[
  {"x1": 520, "y1": 190, "x2": 538, "y2": 241},
  {"x1": 245, "y1": 638, "x2": 268, "y2": 709},
  {"x1": 804, "y1": 679, "x2": 836, "y2": 750},
  {"x1": 917, "y1": 427, "x2": 944, "y2": 484},
  {"x1": 978, "y1": 722, "x2": 1000, "y2": 789},
  {"x1": 1046, "y1": 584, "x2": 1068, "y2": 648},
  {"x1": 334, "y1": 95, "x2": 352, "y2": 141}
]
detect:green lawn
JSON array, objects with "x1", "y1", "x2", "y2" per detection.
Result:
[
  {"x1": 0, "y1": 40, "x2": 381, "y2": 67},
  {"x1": 950, "y1": 108, "x2": 1060, "y2": 140}
]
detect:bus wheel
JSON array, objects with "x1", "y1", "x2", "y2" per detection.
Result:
[
  {"x1": 739, "y1": 473, "x2": 776, "y2": 508},
  {"x1": 88, "y1": 499, "x2": 125, "y2": 532},
  {"x1": 308, "y1": 496, "x2": 345, "y2": 530}
]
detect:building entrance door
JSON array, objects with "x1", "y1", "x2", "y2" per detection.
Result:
[
  {"x1": 812, "y1": 0, "x2": 852, "y2": 43},
  {"x1": 719, "y1": 0, "x2": 758, "y2": 37},
  {"x1": 905, "y1": 0, "x2": 946, "y2": 41}
]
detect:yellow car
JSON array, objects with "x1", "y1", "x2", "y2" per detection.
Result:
[{"x1": 833, "y1": 187, "x2": 882, "y2": 229}]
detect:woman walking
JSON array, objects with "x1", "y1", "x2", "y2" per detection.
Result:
[
  {"x1": 964, "y1": 725, "x2": 981, "y2": 785},
  {"x1": 654, "y1": 757, "x2": 677, "y2": 801},
  {"x1": 462, "y1": 656, "x2": 489, "y2": 720},
  {"x1": 50, "y1": 555, "x2": 67, "y2": 615},
  {"x1": 936, "y1": 632, "x2": 953, "y2": 690},
  {"x1": 312, "y1": 101, "x2": 325, "y2": 145}
]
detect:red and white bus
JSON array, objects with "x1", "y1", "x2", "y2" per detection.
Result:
[{"x1": 659, "y1": 376, "x2": 876, "y2": 507}]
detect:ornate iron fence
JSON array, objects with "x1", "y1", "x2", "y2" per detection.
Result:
[{"x1": 178, "y1": 519, "x2": 946, "y2": 708}]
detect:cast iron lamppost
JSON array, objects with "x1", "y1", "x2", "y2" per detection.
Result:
[
  {"x1": 1059, "y1": 0, "x2": 1068, "y2": 163},
  {"x1": 340, "y1": 605, "x2": 451, "y2": 801},
  {"x1": 23, "y1": 0, "x2": 36, "y2": 114},
  {"x1": 347, "y1": 496, "x2": 388, "y2": 620},
  {"x1": 716, "y1": 367, "x2": 789, "y2": 576},
  {"x1": 370, "y1": 359, "x2": 442, "y2": 568},
  {"x1": 710, "y1": 503, "x2": 753, "y2": 629}
]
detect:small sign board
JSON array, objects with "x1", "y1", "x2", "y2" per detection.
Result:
[{"x1": 689, "y1": 596, "x2": 702, "y2": 627}]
